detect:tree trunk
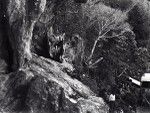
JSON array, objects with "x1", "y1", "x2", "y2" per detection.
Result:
[
  {"x1": 7, "y1": 0, "x2": 46, "y2": 70},
  {"x1": 0, "y1": 1, "x2": 110, "y2": 113}
]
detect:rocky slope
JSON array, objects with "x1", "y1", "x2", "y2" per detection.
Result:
[
  {"x1": 1, "y1": 0, "x2": 150, "y2": 112},
  {"x1": 0, "y1": 0, "x2": 109, "y2": 112},
  {"x1": 0, "y1": 54, "x2": 109, "y2": 113}
]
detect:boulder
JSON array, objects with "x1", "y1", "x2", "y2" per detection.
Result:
[
  {"x1": 0, "y1": 54, "x2": 109, "y2": 113},
  {"x1": 7, "y1": 0, "x2": 46, "y2": 70}
]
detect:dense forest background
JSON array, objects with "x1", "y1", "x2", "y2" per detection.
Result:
[{"x1": 0, "y1": 0, "x2": 150, "y2": 113}]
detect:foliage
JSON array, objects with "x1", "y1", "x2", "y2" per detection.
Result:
[
  {"x1": 128, "y1": 0, "x2": 150, "y2": 47},
  {"x1": 96, "y1": 0, "x2": 135, "y2": 10},
  {"x1": 80, "y1": 1, "x2": 150, "y2": 110},
  {"x1": 0, "y1": 0, "x2": 150, "y2": 112},
  {"x1": 82, "y1": 1, "x2": 131, "y2": 68}
]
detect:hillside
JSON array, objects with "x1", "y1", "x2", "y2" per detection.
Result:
[{"x1": 0, "y1": 0, "x2": 150, "y2": 113}]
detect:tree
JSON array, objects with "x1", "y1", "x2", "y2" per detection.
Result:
[
  {"x1": 7, "y1": 0, "x2": 46, "y2": 70},
  {"x1": 0, "y1": 1, "x2": 110, "y2": 113},
  {"x1": 96, "y1": 0, "x2": 135, "y2": 10},
  {"x1": 128, "y1": 0, "x2": 150, "y2": 47},
  {"x1": 82, "y1": 1, "x2": 132, "y2": 69},
  {"x1": 81, "y1": 2, "x2": 150, "y2": 111}
]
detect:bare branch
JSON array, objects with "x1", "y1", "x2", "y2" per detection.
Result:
[
  {"x1": 87, "y1": 14, "x2": 123, "y2": 62},
  {"x1": 118, "y1": 68, "x2": 127, "y2": 77},
  {"x1": 125, "y1": 2, "x2": 137, "y2": 14},
  {"x1": 87, "y1": 39, "x2": 99, "y2": 61},
  {"x1": 100, "y1": 18, "x2": 109, "y2": 32},
  {"x1": 99, "y1": 28, "x2": 111, "y2": 38},
  {"x1": 87, "y1": 28, "x2": 111, "y2": 61},
  {"x1": 99, "y1": 16, "x2": 116, "y2": 36},
  {"x1": 105, "y1": 30, "x2": 125, "y2": 39},
  {"x1": 84, "y1": 4, "x2": 130, "y2": 66},
  {"x1": 86, "y1": 17, "x2": 97, "y2": 28},
  {"x1": 88, "y1": 57, "x2": 103, "y2": 68},
  {"x1": 143, "y1": 95, "x2": 150, "y2": 106}
]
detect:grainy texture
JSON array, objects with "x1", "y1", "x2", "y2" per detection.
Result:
[
  {"x1": 0, "y1": 54, "x2": 109, "y2": 113},
  {"x1": 7, "y1": 0, "x2": 46, "y2": 70},
  {"x1": 0, "y1": 0, "x2": 150, "y2": 113}
]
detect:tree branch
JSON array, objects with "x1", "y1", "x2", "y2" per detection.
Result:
[
  {"x1": 88, "y1": 57, "x2": 103, "y2": 68},
  {"x1": 87, "y1": 28, "x2": 111, "y2": 61},
  {"x1": 105, "y1": 30, "x2": 125, "y2": 39},
  {"x1": 118, "y1": 68, "x2": 127, "y2": 77}
]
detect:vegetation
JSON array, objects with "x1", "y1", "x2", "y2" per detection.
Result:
[{"x1": 0, "y1": 0, "x2": 150, "y2": 112}]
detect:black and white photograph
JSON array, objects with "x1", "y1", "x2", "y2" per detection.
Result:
[{"x1": 0, "y1": 0, "x2": 150, "y2": 112}]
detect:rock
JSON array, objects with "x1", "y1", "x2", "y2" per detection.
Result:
[
  {"x1": 32, "y1": 0, "x2": 85, "y2": 59},
  {"x1": 0, "y1": 74, "x2": 9, "y2": 102},
  {"x1": 0, "y1": 54, "x2": 109, "y2": 113},
  {"x1": 77, "y1": 97, "x2": 109, "y2": 113},
  {"x1": 0, "y1": 1, "x2": 109, "y2": 112},
  {"x1": 31, "y1": 22, "x2": 49, "y2": 58},
  {"x1": 31, "y1": 0, "x2": 54, "y2": 58},
  {"x1": 27, "y1": 76, "x2": 62, "y2": 113},
  {"x1": 0, "y1": 1, "x2": 10, "y2": 72},
  {"x1": 0, "y1": 58, "x2": 8, "y2": 74},
  {"x1": 0, "y1": 70, "x2": 34, "y2": 112},
  {"x1": 7, "y1": 0, "x2": 46, "y2": 70}
]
